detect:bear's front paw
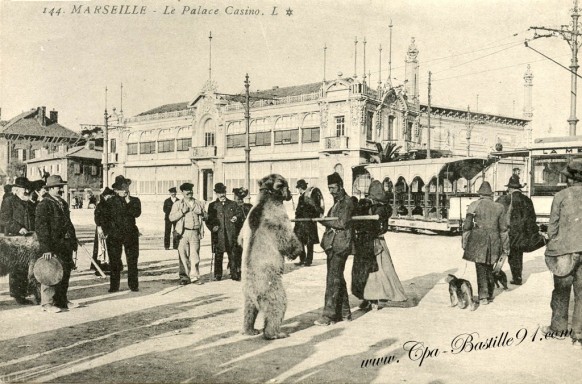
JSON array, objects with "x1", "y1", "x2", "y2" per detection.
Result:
[
  {"x1": 264, "y1": 331, "x2": 289, "y2": 340},
  {"x1": 242, "y1": 329, "x2": 261, "y2": 336}
]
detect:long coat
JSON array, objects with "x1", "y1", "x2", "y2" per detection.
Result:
[
  {"x1": 351, "y1": 200, "x2": 387, "y2": 298},
  {"x1": 496, "y1": 191, "x2": 538, "y2": 250},
  {"x1": 35, "y1": 195, "x2": 77, "y2": 266},
  {"x1": 294, "y1": 193, "x2": 320, "y2": 245},
  {"x1": 546, "y1": 185, "x2": 582, "y2": 257},
  {"x1": 102, "y1": 195, "x2": 142, "y2": 241},
  {"x1": 0, "y1": 195, "x2": 33, "y2": 235},
  {"x1": 206, "y1": 198, "x2": 244, "y2": 253},
  {"x1": 462, "y1": 196, "x2": 508, "y2": 265}
]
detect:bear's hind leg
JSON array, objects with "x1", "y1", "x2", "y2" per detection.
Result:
[
  {"x1": 242, "y1": 298, "x2": 260, "y2": 336},
  {"x1": 261, "y1": 295, "x2": 288, "y2": 340}
]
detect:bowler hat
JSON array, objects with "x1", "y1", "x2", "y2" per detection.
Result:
[
  {"x1": 112, "y1": 175, "x2": 131, "y2": 191},
  {"x1": 477, "y1": 181, "x2": 493, "y2": 195},
  {"x1": 560, "y1": 158, "x2": 582, "y2": 182},
  {"x1": 367, "y1": 180, "x2": 389, "y2": 203},
  {"x1": 214, "y1": 182, "x2": 227, "y2": 193},
  {"x1": 296, "y1": 179, "x2": 308, "y2": 189},
  {"x1": 168, "y1": 187, "x2": 177, "y2": 193},
  {"x1": 233, "y1": 187, "x2": 249, "y2": 199},
  {"x1": 31, "y1": 180, "x2": 46, "y2": 192},
  {"x1": 33, "y1": 257, "x2": 64, "y2": 286},
  {"x1": 45, "y1": 175, "x2": 67, "y2": 188},
  {"x1": 180, "y1": 182, "x2": 194, "y2": 192},
  {"x1": 13, "y1": 177, "x2": 30, "y2": 189},
  {"x1": 505, "y1": 175, "x2": 524, "y2": 189},
  {"x1": 101, "y1": 187, "x2": 115, "y2": 197},
  {"x1": 327, "y1": 172, "x2": 343, "y2": 186}
]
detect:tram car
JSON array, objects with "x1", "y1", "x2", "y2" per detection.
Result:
[
  {"x1": 491, "y1": 135, "x2": 582, "y2": 227},
  {"x1": 365, "y1": 157, "x2": 495, "y2": 234}
]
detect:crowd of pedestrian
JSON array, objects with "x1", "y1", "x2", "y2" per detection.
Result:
[{"x1": 2, "y1": 159, "x2": 581, "y2": 350}]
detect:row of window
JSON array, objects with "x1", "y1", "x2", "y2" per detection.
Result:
[
  {"x1": 73, "y1": 163, "x2": 100, "y2": 176},
  {"x1": 226, "y1": 128, "x2": 320, "y2": 148},
  {"x1": 127, "y1": 138, "x2": 193, "y2": 156}
]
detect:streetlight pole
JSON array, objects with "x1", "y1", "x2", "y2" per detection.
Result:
[
  {"x1": 103, "y1": 87, "x2": 109, "y2": 188},
  {"x1": 427, "y1": 71, "x2": 432, "y2": 159},
  {"x1": 244, "y1": 74, "x2": 251, "y2": 200}
]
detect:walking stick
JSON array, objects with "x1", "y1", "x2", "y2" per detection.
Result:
[
  {"x1": 77, "y1": 240, "x2": 107, "y2": 278},
  {"x1": 210, "y1": 240, "x2": 215, "y2": 282}
]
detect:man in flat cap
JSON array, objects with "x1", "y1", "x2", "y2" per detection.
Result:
[
  {"x1": 104, "y1": 175, "x2": 142, "y2": 292},
  {"x1": 315, "y1": 172, "x2": 355, "y2": 325},
  {"x1": 0, "y1": 177, "x2": 35, "y2": 305},
  {"x1": 169, "y1": 182, "x2": 207, "y2": 285},
  {"x1": 163, "y1": 187, "x2": 179, "y2": 250},
  {"x1": 544, "y1": 159, "x2": 582, "y2": 348},
  {"x1": 206, "y1": 182, "x2": 244, "y2": 281}
]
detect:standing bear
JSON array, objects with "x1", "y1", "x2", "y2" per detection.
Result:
[{"x1": 239, "y1": 174, "x2": 303, "y2": 339}]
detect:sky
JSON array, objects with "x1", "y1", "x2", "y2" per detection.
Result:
[{"x1": 0, "y1": 0, "x2": 579, "y2": 139}]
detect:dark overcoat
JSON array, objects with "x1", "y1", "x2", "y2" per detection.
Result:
[
  {"x1": 294, "y1": 193, "x2": 320, "y2": 245},
  {"x1": 462, "y1": 197, "x2": 508, "y2": 265},
  {"x1": 351, "y1": 200, "x2": 389, "y2": 299},
  {"x1": 206, "y1": 198, "x2": 244, "y2": 253},
  {"x1": 496, "y1": 191, "x2": 538, "y2": 250},
  {"x1": 320, "y1": 192, "x2": 355, "y2": 256},
  {"x1": 102, "y1": 195, "x2": 142, "y2": 241},
  {"x1": 0, "y1": 195, "x2": 33, "y2": 234},
  {"x1": 35, "y1": 195, "x2": 77, "y2": 266},
  {"x1": 163, "y1": 197, "x2": 178, "y2": 220}
]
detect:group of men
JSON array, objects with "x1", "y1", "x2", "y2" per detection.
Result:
[
  {"x1": 0, "y1": 175, "x2": 79, "y2": 313},
  {"x1": 162, "y1": 182, "x2": 252, "y2": 284}
]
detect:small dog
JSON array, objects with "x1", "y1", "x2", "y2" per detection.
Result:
[
  {"x1": 445, "y1": 274, "x2": 477, "y2": 311},
  {"x1": 493, "y1": 270, "x2": 508, "y2": 290}
]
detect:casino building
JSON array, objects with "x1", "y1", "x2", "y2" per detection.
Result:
[{"x1": 106, "y1": 38, "x2": 531, "y2": 203}]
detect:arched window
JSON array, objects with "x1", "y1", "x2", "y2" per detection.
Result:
[{"x1": 203, "y1": 119, "x2": 216, "y2": 147}]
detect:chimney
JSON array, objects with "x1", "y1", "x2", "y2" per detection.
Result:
[
  {"x1": 49, "y1": 109, "x2": 58, "y2": 123},
  {"x1": 38, "y1": 106, "x2": 47, "y2": 126}
]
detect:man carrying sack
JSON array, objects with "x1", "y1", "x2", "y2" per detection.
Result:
[{"x1": 544, "y1": 158, "x2": 582, "y2": 349}]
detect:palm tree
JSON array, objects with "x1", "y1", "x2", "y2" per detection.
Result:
[{"x1": 370, "y1": 142, "x2": 402, "y2": 163}]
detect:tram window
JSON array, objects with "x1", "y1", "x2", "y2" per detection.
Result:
[{"x1": 532, "y1": 158, "x2": 569, "y2": 196}]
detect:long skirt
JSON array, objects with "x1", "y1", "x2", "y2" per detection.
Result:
[{"x1": 363, "y1": 238, "x2": 407, "y2": 301}]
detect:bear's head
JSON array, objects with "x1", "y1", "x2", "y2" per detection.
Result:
[{"x1": 258, "y1": 174, "x2": 292, "y2": 202}]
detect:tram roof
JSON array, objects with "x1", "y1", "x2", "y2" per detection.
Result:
[{"x1": 365, "y1": 157, "x2": 493, "y2": 184}]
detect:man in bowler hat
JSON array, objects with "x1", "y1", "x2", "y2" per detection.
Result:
[
  {"x1": 293, "y1": 179, "x2": 320, "y2": 267},
  {"x1": 496, "y1": 175, "x2": 538, "y2": 285},
  {"x1": 206, "y1": 182, "x2": 244, "y2": 281},
  {"x1": 544, "y1": 159, "x2": 582, "y2": 348},
  {"x1": 163, "y1": 187, "x2": 179, "y2": 250},
  {"x1": 103, "y1": 175, "x2": 142, "y2": 292},
  {"x1": 35, "y1": 175, "x2": 80, "y2": 312},
  {"x1": 315, "y1": 172, "x2": 355, "y2": 325}
]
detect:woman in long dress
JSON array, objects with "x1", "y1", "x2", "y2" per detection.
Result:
[{"x1": 352, "y1": 180, "x2": 407, "y2": 310}]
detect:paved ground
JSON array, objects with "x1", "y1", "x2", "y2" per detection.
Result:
[{"x1": 0, "y1": 205, "x2": 580, "y2": 383}]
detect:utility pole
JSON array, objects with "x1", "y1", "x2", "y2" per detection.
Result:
[
  {"x1": 103, "y1": 87, "x2": 109, "y2": 188},
  {"x1": 244, "y1": 74, "x2": 251, "y2": 198},
  {"x1": 466, "y1": 105, "x2": 472, "y2": 157},
  {"x1": 427, "y1": 71, "x2": 432, "y2": 159},
  {"x1": 530, "y1": 0, "x2": 582, "y2": 135}
]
